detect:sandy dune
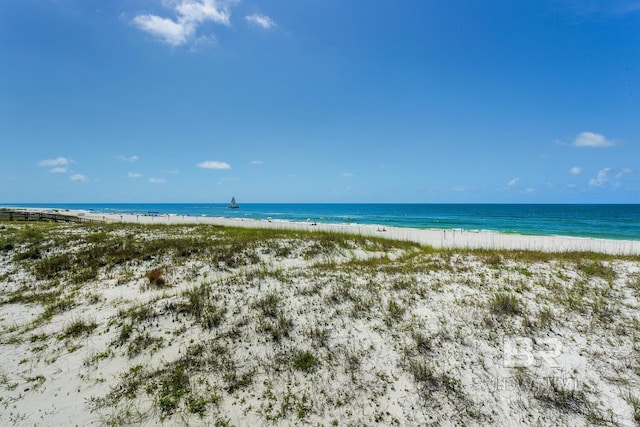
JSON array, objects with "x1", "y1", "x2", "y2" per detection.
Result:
[{"x1": 1, "y1": 213, "x2": 639, "y2": 425}]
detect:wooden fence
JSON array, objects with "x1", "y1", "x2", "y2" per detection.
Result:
[{"x1": 0, "y1": 209, "x2": 103, "y2": 224}]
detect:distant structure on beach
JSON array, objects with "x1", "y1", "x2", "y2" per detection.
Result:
[{"x1": 229, "y1": 197, "x2": 239, "y2": 209}]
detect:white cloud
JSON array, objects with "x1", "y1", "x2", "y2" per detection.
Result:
[
  {"x1": 38, "y1": 157, "x2": 72, "y2": 167},
  {"x1": 132, "y1": 0, "x2": 233, "y2": 47},
  {"x1": 119, "y1": 155, "x2": 139, "y2": 163},
  {"x1": 342, "y1": 172, "x2": 353, "y2": 177},
  {"x1": 573, "y1": 131, "x2": 615, "y2": 148},
  {"x1": 251, "y1": 160, "x2": 263, "y2": 165},
  {"x1": 133, "y1": 14, "x2": 192, "y2": 46},
  {"x1": 245, "y1": 13, "x2": 276, "y2": 29},
  {"x1": 49, "y1": 167, "x2": 68, "y2": 174},
  {"x1": 197, "y1": 160, "x2": 231, "y2": 170},
  {"x1": 177, "y1": 0, "x2": 232, "y2": 25},
  {"x1": 507, "y1": 178, "x2": 520, "y2": 187},
  {"x1": 589, "y1": 168, "x2": 611, "y2": 187},
  {"x1": 616, "y1": 168, "x2": 633, "y2": 178},
  {"x1": 149, "y1": 177, "x2": 166, "y2": 184},
  {"x1": 569, "y1": 166, "x2": 582, "y2": 175},
  {"x1": 589, "y1": 167, "x2": 633, "y2": 189},
  {"x1": 70, "y1": 174, "x2": 87, "y2": 182},
  {"x1": 127, "y1": 172, "x2": 142, "y2": 178}
]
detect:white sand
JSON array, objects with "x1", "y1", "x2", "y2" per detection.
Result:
[
  {"x1": 1, "y1": 215, "x2": 640, "y2": 425},
  {"x1": 69, "y1": 210, "x2": 640, "y2": 255}
]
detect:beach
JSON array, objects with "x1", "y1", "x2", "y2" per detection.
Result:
[
  {"x1": 1, "y1": 211, "x2": 640, "y2": 425},
  {"x1": 74, "y1": 209, "x2": 640, "y2": 255}
]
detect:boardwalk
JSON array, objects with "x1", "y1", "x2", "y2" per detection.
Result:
[{"x1": 0, "y1": 209, "x2": 102, "y2": 224}]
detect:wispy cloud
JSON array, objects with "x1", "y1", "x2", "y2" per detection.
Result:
[
  {"x1": 616, "y1": 168, "x2": 633, "y2": 178},
  {"x1": 132, "y1": 0, "x2": 234, "y2": 46},
  {"x1": 342, "y1": 172, "x2": 353, "y2": 177},
  {"x1": 119, "y1": 155, "x2": 139, "y2": 163},
  {"x1": 38, "y1": 156, "x2": 72, "y2": 167},
  {"x1": 245, "y1": 13, "x2": 276, "y2": 29},
  {"x1": 589, "y1": 168, "x2": 612, "y2": 188},
  {"x1": 69, "y1": 174, "x2": 87, "y2": 182},
  {"x1": 589, "y1": 167, "x2": 633, "y2": 189},
  {"x1": 573, "y1": 131, "x2": 615, "y2": 148},
  {"x1": 251, "y1": 160, "x2": 263, "y2": 165},
  {"x1": 197, "y1": 160, "x2": 231, "y2": 170},
  {"x1": 507, "y1": 178, "x2": 520, "y2": 188},
  {"x1": 569, "y1": 166, "x2": 582, "y2": 175},
  {"x1": 38, "y1": 157, "x2": 74, "y2": 174},
  {"x1": 127, "y1": 172, "x2": 142, "y2": 178},
  {"x1": 149, "y1": 177, "x2": 166, "y2": 184}
]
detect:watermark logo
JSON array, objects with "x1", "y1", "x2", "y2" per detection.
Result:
[
  {"x1": 472, "y1": 372, "x2": 579, "y2": 394},
  {"x1": 503, "y1": 337, "x2": 562, "y2": 369}
]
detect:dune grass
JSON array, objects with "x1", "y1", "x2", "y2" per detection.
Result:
[{"x1": 1, "y1": 220, "x2": 640, "y2": 425}]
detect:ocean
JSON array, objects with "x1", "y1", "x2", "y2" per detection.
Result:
[{"x1": 4, "y1": 203, "x2": 639, "y2": 241}]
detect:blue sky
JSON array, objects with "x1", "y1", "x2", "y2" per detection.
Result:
[{"x1": 1, "y1": 0, "x2": 639, "y2": 203}]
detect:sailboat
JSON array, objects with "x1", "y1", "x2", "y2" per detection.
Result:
[{"x1": 229, "y1": 197, "x2": 239, "y2": 209}]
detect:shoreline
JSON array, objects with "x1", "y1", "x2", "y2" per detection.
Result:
[
  {"x1": 3, "y1": 203, "x2": 639, "y2": 241},
  {"x1": 5, "y1": 207, "x2": 639, "y2": 255},
  {"x1": 2, "y1": 208, "x2": 640, "y2": 425}
]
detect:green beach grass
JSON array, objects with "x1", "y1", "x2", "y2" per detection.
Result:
[{"x1": 1, "y1": 220, "x2": 640, "y2": 425}]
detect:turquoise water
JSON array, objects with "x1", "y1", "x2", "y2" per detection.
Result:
[{"x1": 4, "y1": 203, "x2": 640, "y2": 241}]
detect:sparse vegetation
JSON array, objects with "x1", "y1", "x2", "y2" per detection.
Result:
[
  {"x1": 533, "y1": 376, "x2": 587, "y2": 414},
  {"x1": 538, "y1": 306, "x2": 554, "y2": 328},
  {"x1": 489, "y1": 292, "x2": 522, "y2": 316},
  {"x1": 624, "y1": 391, "x2": 640, "y2": 423},
  {"x1": 577, "y1": 261, "x2": 616, "y2": 281},
  {"x1": 59, "y1": 319, "x2": 97, "y2": 340},
  {"x1": 385, "y1": 298, "x2": 405, "y2": 325},
  {"x1": 145, "y1": 267, "x2": 168, "y2": 289},
  {"x1": 254, "y1": 292, "x2": 280, "y2": 318},
  {"x1": 1, "y1": 220, "x2": 639, "y2": 426},
  {"x1": 408, "y1": 359, "x2": 461, "y2": 398},
  {"x1": 291, "y1": 350, "x2": 317, "y2": 373}
]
